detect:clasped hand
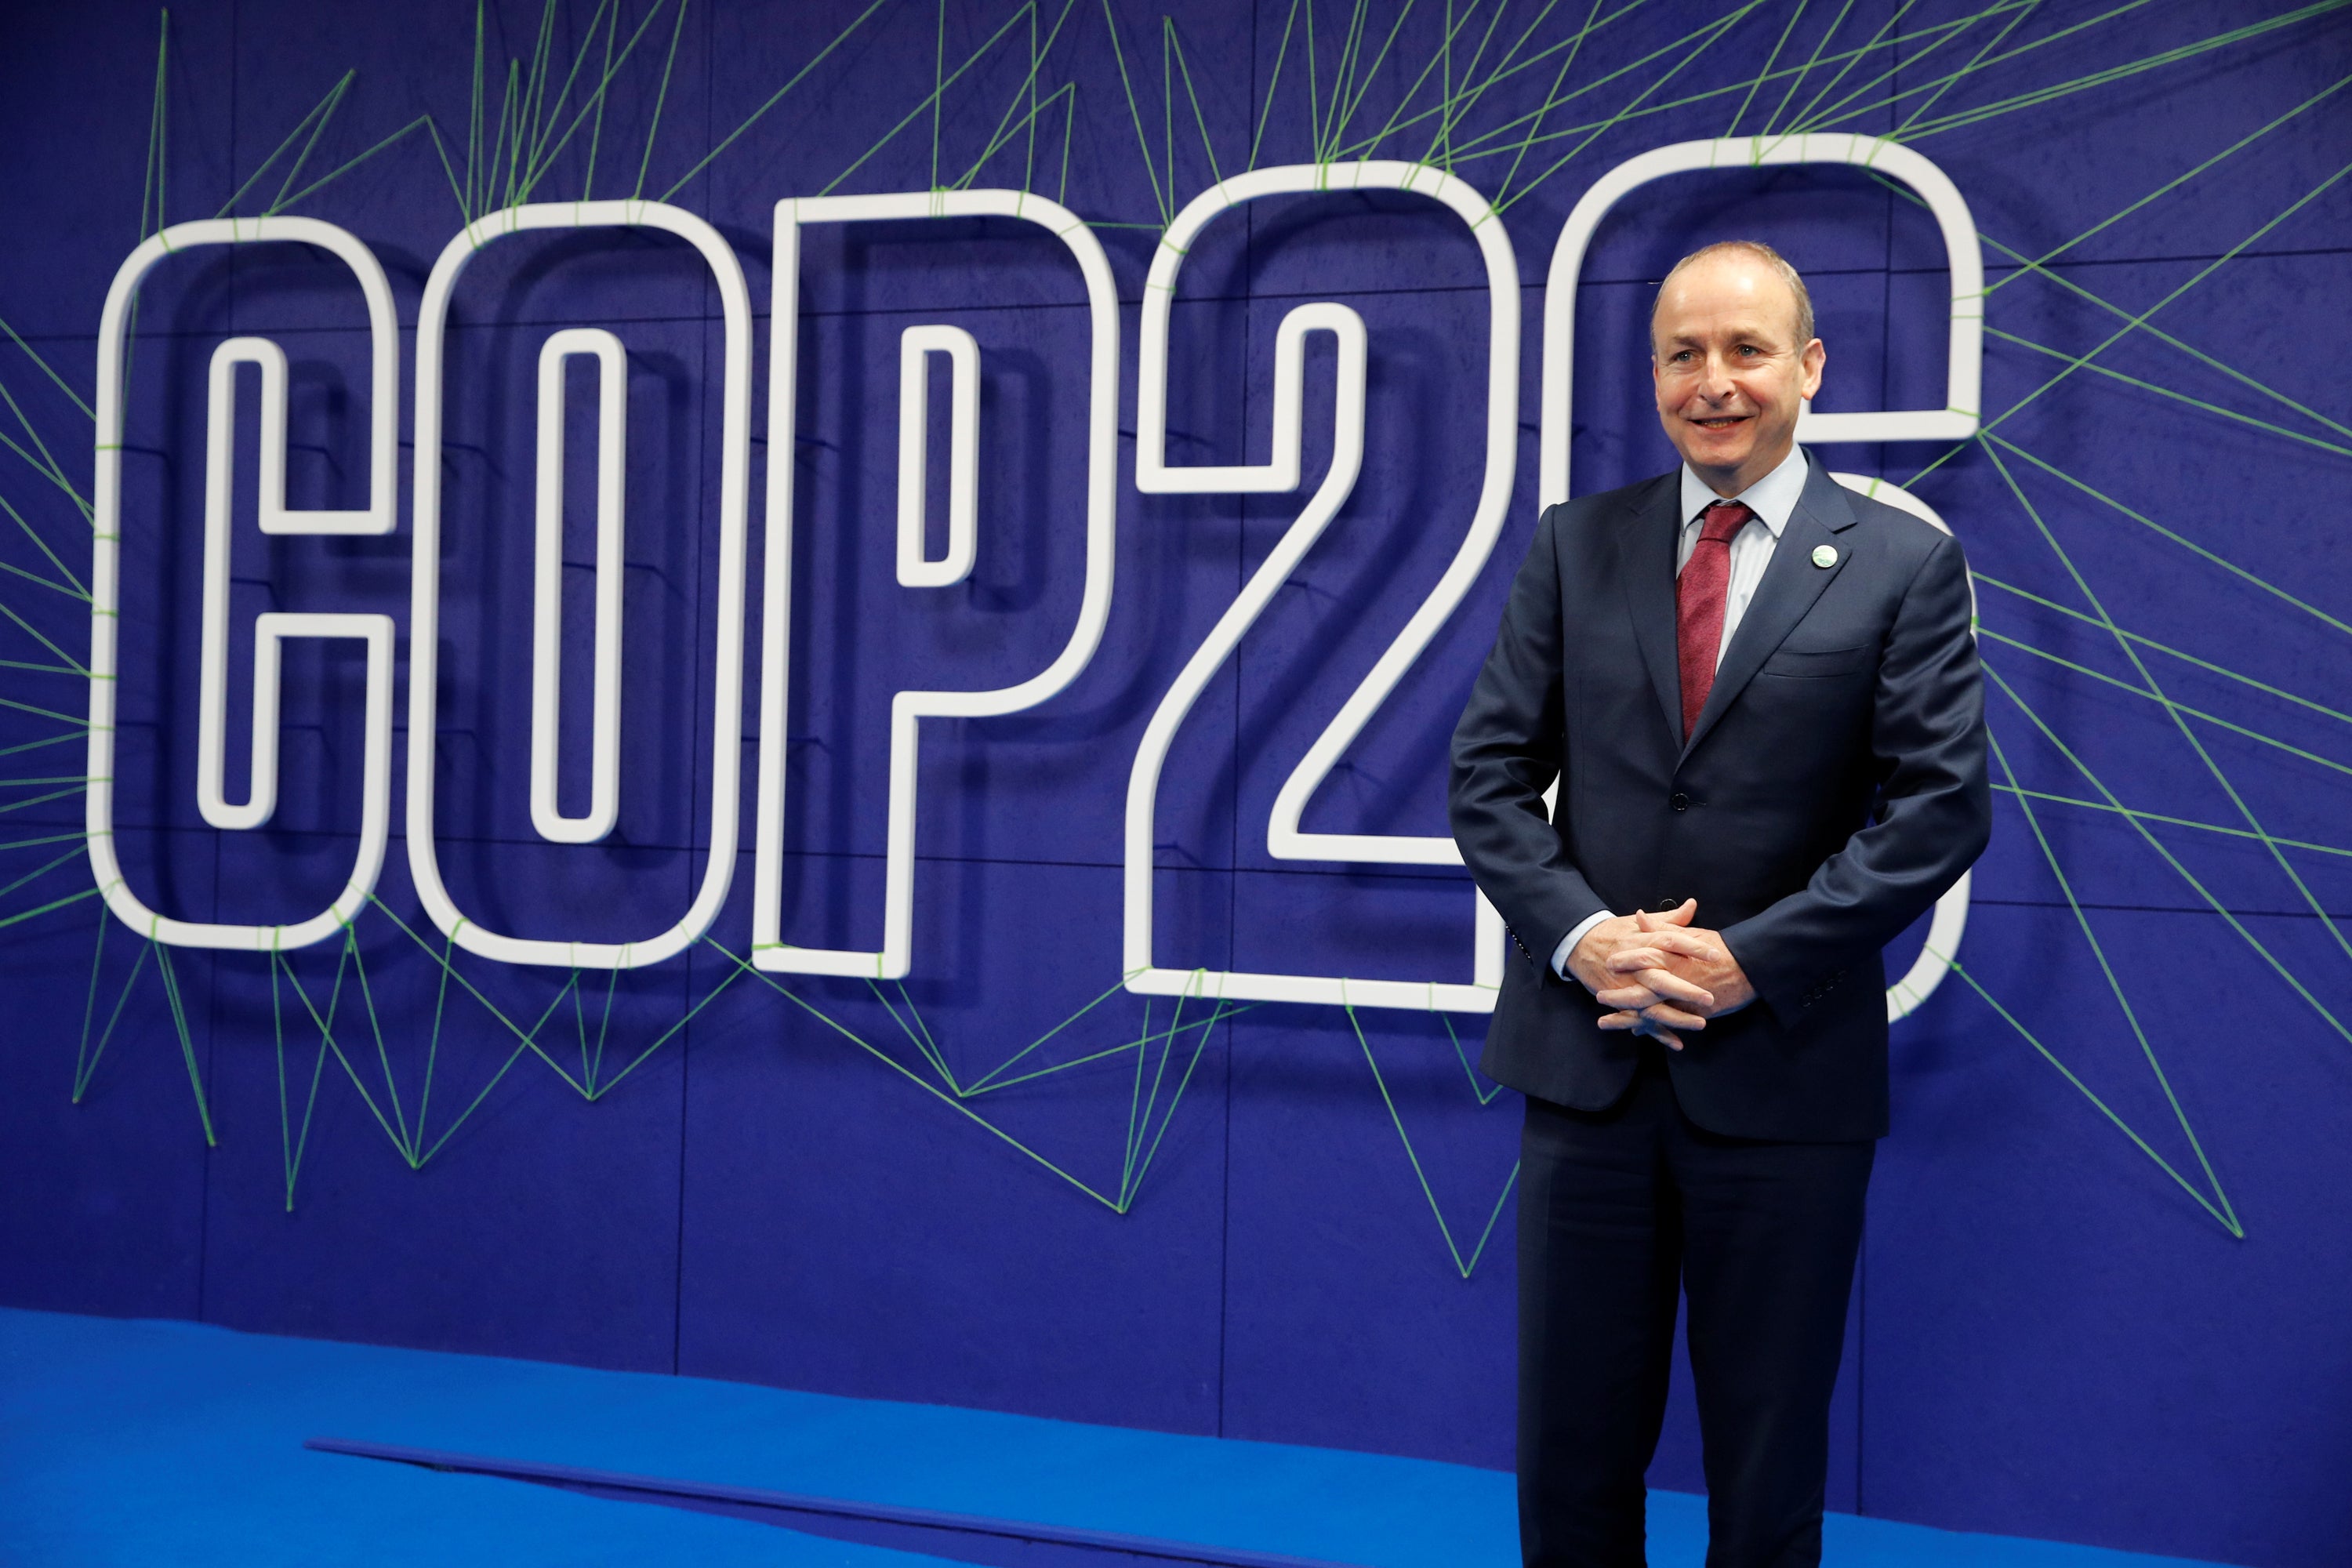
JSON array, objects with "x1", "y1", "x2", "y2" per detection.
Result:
[{"x1": 1565, "y1": 899, "x2": 1755, "y2": 1051}]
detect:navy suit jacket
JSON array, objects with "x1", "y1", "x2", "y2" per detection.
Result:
[{"x1": 1448, "y1": 451, "x2": 1990, "y2": 1142}]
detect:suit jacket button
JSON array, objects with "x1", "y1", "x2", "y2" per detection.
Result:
[{"x1": 1670, "y1": 792, "x2": 1690, "y2": 811}]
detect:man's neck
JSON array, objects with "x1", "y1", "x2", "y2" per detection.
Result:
[{"x1": 1679, "y1": 444, "x2": 1809, "y2": 539}]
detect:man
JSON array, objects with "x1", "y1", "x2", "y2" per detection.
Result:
[{"x1": 1448, "y1": 241, "x2": 1989, "y2": 1566}]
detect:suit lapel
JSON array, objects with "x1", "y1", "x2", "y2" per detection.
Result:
[
  {"x1": 1679, "y1": 454, "x2": 1860, "y2": 761},
  {"x1": 1614, "y1": 474, "x2": 1685, "y2": 748}
]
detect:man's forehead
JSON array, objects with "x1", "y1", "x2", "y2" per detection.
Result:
[
  {"x1": 1657, "y1": 311, "x2": 1783, "y2": 334},
  {"x1": 1660, "y1": 266, "x2": 1789, "y2": 313},
  {"x1": 1653, "y1": 262, "x2": 1800, "y2": 339},
  {"x1": 1653, "y1": 308, "x2": 1792, "y2": 344}
]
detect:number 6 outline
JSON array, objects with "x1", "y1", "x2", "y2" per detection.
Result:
[{"x1": 1538, "y1": 134, "x2": 1985, "y2": 1021}]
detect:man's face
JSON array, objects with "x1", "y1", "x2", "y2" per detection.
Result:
[{"x1": 1650, "y1": 252, "x2": 1826, "y2": 494}]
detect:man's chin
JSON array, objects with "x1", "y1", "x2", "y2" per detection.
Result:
[{"x1": 1676, "y1": 437, "x2": 1755, "y2": 475}]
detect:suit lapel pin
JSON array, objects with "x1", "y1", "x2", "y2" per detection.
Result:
[{"x1": 1811, "y1": 544, "x2": 1838, "y2": 568}]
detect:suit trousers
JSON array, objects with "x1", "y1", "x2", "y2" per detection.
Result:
[{"x1": 1516, "y1": 1049, "x2": 1875, "y2": 1568}]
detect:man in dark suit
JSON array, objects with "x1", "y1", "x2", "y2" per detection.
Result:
[{"x1": 1449, "y1": 240, "x2": 1989, "y2": 1567}]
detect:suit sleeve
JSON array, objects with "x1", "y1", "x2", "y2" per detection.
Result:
[
  {"x1": 1720, "y1": 529, "x2": 1991, "y2": 1020},
  {"x1": 1449, "y1": 504, "x2": 1612, "y2": 972}
]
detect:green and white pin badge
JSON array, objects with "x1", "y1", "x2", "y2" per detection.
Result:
[{"x1": 1811, "y1": 544, "x2": 1838, "y2": 568}]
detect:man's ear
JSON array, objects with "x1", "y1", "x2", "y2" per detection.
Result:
[{"x1": 1800, "y1": 336, "x2": 1826, "y2": 401}]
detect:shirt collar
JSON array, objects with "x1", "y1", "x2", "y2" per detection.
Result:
[{"x1": 1679, "y1": 442, "x2": 1811, "y2": 539}]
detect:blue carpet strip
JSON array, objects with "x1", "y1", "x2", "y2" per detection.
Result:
[{"x1": 308, "y1": 1436, "x2": 1367, "y2": 1568}]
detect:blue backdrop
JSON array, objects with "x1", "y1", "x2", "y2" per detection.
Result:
[{"x1": 2, "y1": 3, "x2": 2347, "y2": 1565}]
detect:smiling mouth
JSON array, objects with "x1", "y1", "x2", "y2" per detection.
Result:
[{"x1": 1689, "y1": 414, "x2": 1751, "y2": 430}]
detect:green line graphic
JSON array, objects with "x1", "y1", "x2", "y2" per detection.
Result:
[{"x1": 1980, "y1": 716, "x2": 2239, "y2": 1235}]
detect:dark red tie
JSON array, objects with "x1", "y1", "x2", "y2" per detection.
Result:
[{"x1": 1676, "y1": 499, "x2": 1751, "y2": 739}]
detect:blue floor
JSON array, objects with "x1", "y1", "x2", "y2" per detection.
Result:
[{"x1": 0, "y1": 1308, "x2": 2235, "y2": 1567}]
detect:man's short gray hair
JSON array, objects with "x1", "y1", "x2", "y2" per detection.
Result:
[{"x1": 1651, "y1": 239, "x2": 1816, "y2": 349}]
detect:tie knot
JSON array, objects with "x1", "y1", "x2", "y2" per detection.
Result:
[{"x1": 1698, "y1": 499, "x2": 1751, "y2": 546}]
